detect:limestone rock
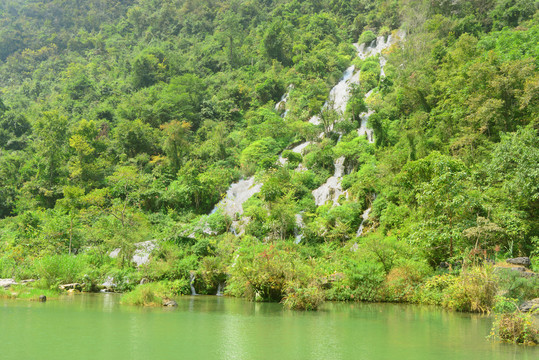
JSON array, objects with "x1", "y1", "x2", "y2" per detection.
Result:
[
  {"x1": 59, "y1": 283, "x2": 82, "y2": 291},
  {"x1": 163, "y1": 299, "x2": 178, "y2": 307},
  {"x1": 0, "y1": 278, "x2": 17, "y2": 288},
  {"x1": 520, "y1": 298, "x2": 539, "y2": 313},
  {"x1": 506, "y1": 257, "x2": 531, "y2": 268}
]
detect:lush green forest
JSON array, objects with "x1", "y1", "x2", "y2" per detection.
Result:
[{"x1": 0, "y1": 0, "x2": 538, "y2": 321}]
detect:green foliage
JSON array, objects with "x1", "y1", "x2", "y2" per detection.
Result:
[
  {"x1": 35, "y1": 254, "x2": 85, "y2": 288},
  {"x1": 358, "y1": 31, "x2": 376, "y2": 45},
  {"x1": 414, "y1": 274, "x2": 459, "y2": 306},
  {"x1": 282, "y1": 282, "x2": 325, "y2": 311},
  {"x1": 490, "y1": 311, "x2": 539, "y2": 345},
  {"x1": 121, "y1": 281, "x2": 181, "y2": 306},
  {"x1": 0, "y1": 0, "x2": 537, "y2": 314},
  {"x1": 240, "y1": 137, "x2": 280, "y2": 174},
  {"x1": 495, "y1": 269, "x2": 539, "y2": 302},
  {"x1": 441, "y1": 267, "x2": 497, "y2": 313}
]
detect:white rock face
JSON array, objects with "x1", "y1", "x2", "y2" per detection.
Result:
[
  {"x1": 109, "y1": 240, "x2": 158, "y2": 267},
  {"x1": 207, "y1": 177, "x2": 262, "y2": 237},
  {"x1": 209, "y1": 30, "x2": 406, "y2": 239},
  {"x1": 294, "y1": 213, "x2": 305, "y2": 244},
  {"x1": 132, "y1": 240, "x2": 158, "y2": 267},
  {"x1": 312, "y1": 156, "x2": 348, "y2": 206},
  {"x1": 211, "y1": 177, "x2": 262, "y2": 218},
  {"x1": 0, "y1": 278, "x2": 17, "y2": 288}
]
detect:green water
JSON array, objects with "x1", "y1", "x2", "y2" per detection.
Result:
[{"x1": 1, "y1": 294, "x2": 537, "y2": 360}]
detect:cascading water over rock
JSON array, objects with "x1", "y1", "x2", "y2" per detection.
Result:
[
  {"x1": 208, "y1": 31, "x2": 404, "y2": 240},
  {"x1": 189, "y1": 272, "x2": 197, "y2": 296}
]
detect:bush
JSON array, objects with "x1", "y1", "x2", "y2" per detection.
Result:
[
  {"x1": 282, "y1": 281, "x2": 325, "y2": 310},
  {"x1": 490, "y1": 311, "x2": 539, "y2": 345},
  {"x1": 414, "y1": 274, "x2": 459, "y2": 305},
  {"x1": 121, "y1": 281, "x2": 182, "y2": 306},
  {"x1": 495, "y1": 269, "x2": 539, "y2": 302},
  {"x1": 327, "y1": 261, "x2": 385, "y2": 302},
  {"x1": 36, "y1": 254, "x2": 85, "y2": 288},
  {"x1": 358, "y1": 31, "x2": 376, "y2": 45},
  {"x1": 0, "y1": 256, "x2": 16, "y2": 278},
  {"x1": 442, "y1": 267, "x2": 497, "y2": 313},
  {"x1": 227, "y1": 244, "x2": 321, "y2": 305},
  {"x1": 121, "y1": 283, "x2": 165, "y2": 306},
  {"x1": 382, "y1": 260, "x2": 432, "y2": 302}
]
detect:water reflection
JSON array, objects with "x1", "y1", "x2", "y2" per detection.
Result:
[{"x1": 1, "y1": 295, "x2": 538, "y2": 360}]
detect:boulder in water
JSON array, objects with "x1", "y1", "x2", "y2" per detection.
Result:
[
  {"x1": 163, "y1": 299, "x2": 178, "y2": 307},
  {"x1": 506, "y1": 257, "x2": 531, "y2": 268}
]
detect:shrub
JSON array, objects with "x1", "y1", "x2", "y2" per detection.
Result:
[
  {"x1": 414, "y1": 274, "x2": 459, "y2": 305},
  {"x1": 282, "y1": 281, "x2": 325, "y2": 310},
  {"x1": 121, "y1": 282, "x2": 180, "y2": 306},
  {"x1": 340, "y1": 261, "x2": 385, "y2": 301},
  {"x1": 442, "y1": 267, "x2": 497, "y2": 313},
  {"x1": 0, "y1": 256, "x2": 16, "y2": 278},
  {"x1": 227, "y1": 244, "x2": 321, "y2": 305},
  {"x1": 490, "y1": 311, "x2": 539, "y2": 345},
  {"x1": 121, "y1": 283, "x2": 164, "y2": 306},
  {"x1": 382, "y1": 260, "x2": 432, "y2": 302},
  {"x1": 495, "y1": 269, "x2": 539, "y2": 302},
  {"x1": 492, "y1": 296, "x2": 520, "y2": 314},
  {"x1": 36, "y1": 254, "x2": 85, "y2": 288},
  {"x1": 358, "y1": 31, "x2": 376, "y2": 45}
]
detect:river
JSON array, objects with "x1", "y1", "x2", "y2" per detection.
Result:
[{"x1": 1, "y1": 294, "x2": 537, "y2": 359}]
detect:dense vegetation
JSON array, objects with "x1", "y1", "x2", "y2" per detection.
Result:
[{"x1": 0, "y1": 0, "x2": 538, "y2": 314}]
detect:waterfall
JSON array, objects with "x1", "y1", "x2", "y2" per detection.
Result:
[
  {"x1": 275, "y1": 84, "x2": 293, "y2": 117},
  {"x1": 189, "y1": 272, "x2": 197, "y2": 296},
  {"x1": 356, "y1": 207, "x2": 372, "y2": 237},
  {"x1": 357, "y1": 110, "x2": 375, "y2": 143},
  {"x1": 216, "y1": 282, "x2": 224, "y2": 296}
]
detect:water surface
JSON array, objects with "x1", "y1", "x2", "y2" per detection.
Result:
[{"x1": 1, "y1": 294, "x2": 537, "y2": 359}]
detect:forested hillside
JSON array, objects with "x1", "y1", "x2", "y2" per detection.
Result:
[{"x1": 0, "y1": 0, "x2": 538, "y2": 311}]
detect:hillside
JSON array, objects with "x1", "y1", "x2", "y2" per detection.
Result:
[{"x1": 0, "y1": 0, "x2": 538, "y2": 313}]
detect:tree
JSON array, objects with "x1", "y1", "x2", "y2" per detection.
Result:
[
  {"x1": 57, "y1": 186, "x2": 85, "y2": 254},
  {"x1": 32, "y1": 111, "x2": 69, "y2": 207},
  {"x1": 160, "y1": 120, "x2": 191, "y2": 174}
]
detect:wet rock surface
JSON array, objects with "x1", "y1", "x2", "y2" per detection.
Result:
[{"x1": 163, "y1": 299, "x2": 178, "y2": 307}]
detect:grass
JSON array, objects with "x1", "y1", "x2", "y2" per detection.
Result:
[
  {"x1": 0, "y1": 285, "x2": 60, "y2": 301},
  {"x1": 121, "y1": 282, "x2": 176, "y2": 306}
]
